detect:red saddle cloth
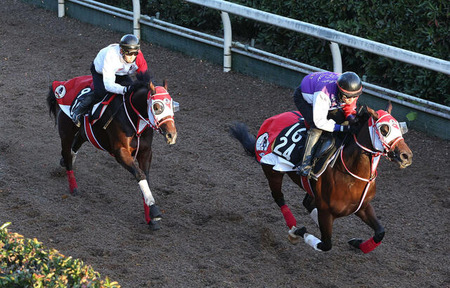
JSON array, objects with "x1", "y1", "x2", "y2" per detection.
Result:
[
  {"x1": 255, "y1": 111, "x2": 303, "y2": 163},
  {"x1": 52, "y1": 75, "x2": 93, "y2": 106}
]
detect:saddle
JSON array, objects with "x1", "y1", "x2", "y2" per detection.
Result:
[
  {"x1": 52, "y1": 76, "x2": 116, "y2": 125},
  {"x1": 272, "y1": 121, "x2": 345, "y2": 178},
  {"x1": 309, "y1": 133, "x2": 345, "y2": 180}
]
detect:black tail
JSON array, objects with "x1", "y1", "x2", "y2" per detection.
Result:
[
  {"x1": 229, "y1": 122, "x2": 256, "y2": 157},
  {"x1": 46, "y1": 85, "x2": 57, "y2": 124}
]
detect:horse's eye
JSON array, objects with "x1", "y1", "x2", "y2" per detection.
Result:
[
  {"x1": 153, "y1": 102, "x2": 164, "y2": 115},
  {"x1": 379, "y1": 124, "x2": 390, "y2": 137}
]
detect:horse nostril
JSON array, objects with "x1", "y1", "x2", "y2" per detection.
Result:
[{"x1": 400, "y1": 152, "x2": 412, "y2": 165}]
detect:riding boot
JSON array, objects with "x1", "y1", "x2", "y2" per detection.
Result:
[
  {"x1": 298, "y1": 128, "x2": 322, "y2": 177},
  {"x1": 71, "y1": 92, "x2": 95, "y2": 127}
]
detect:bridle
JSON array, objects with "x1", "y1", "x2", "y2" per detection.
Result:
[
  {"x1": 123, "y1": 86, "x2": 175, "y2": 160},
  {"x1": 340, "y1": 110, "x2": 406, "y2": 213},
  {"x1": 147, "y1": 86, "x2": 175, "y2": 131},
  {"x1": 125, "y1": 86, "x2": 175, "y2": 136}
]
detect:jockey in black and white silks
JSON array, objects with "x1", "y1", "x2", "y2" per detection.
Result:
[{"x1": 71, "y1": 34, "x2": 150, "y2": 127}]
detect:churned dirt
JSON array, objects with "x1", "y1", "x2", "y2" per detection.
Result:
[{"x1": 1, "y1": 1, "x2": 449, "y2": 287}]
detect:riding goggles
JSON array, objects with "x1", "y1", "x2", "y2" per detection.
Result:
[{"x1": 124, "y1": 51, "x2": 139, "y2": 56}]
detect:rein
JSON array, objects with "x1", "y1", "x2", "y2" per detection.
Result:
[
  {"x1": 122, "y1": 88, "x2": 174, "y2": 161},
  {"x1": 126, "y1": 92, "x2": 157, "y2": 133},
  {"x1": 123, "y1": 91, "x2": 158, "y2": 161},
  {"x1": 340, "y1": 117, "x2": 402, "y2": 214}
]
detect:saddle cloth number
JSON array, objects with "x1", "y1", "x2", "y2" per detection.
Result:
[{"x1": 273, "y1": 122, "x2": 307, "y2": 162}]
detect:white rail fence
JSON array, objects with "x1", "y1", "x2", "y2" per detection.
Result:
[{"x1": 57, "y1": 0, "x2": 450, "y2": 120}]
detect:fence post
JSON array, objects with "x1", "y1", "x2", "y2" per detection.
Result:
[
  {"x1": 221, "y1": 11, "x2": 232, "y2": 72},
  {"x1": 58, "y1": 0, "x2": 65, "y2": 17},
  {"x1": 329, "y1": 42, "x2": 342, "y2": 73},
  {"x1": 132, "y1": 0, "x2": 140, "y2": 38}
]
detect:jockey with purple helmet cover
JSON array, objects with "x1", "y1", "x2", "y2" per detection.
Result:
[{"x1": 293, "y1": 71, "x2": 363, "y2": 177}]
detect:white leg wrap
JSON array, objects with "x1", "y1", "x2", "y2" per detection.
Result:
[
  {"x1": 304, "y1": 233, "x2": 322, "y2": 251},
  {"x1": 310, "y1": 208, "x2": 319, "y2": 227},
  {"x1": 71, "y1": 150, "x2": 78, "y2": 166},
  {"x1": 138, "y1": 180, "x2": 155, "y2": 206}
]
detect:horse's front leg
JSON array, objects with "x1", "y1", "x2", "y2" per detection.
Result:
[
  {"x1": 115, "y1": 147, "x2": 161, "y2": 230},
  {"x1": 314, "y1": 209, "x2": 333, "y2": 251},
  {"x1": 349, "y1": 203, "x2": 385, "y2": 253},
  {"x1": 136, "y1": 147, "x2": 163, "y2": 231},
  {"x1": 290, "y1": 208, "x2": 333, "y2": 251}
]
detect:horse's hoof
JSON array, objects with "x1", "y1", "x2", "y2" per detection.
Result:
[
  {"x1": 288, "y1": 234, "x2": 300, "y2": 245},
  {"x1": 288, "y1": 226, "x2": 307, "y2": 245},
  {"x1": 149, "y1": 204, "x2": 162, "y2": 219},
  {"x1": 149, "y1": 219, "x2": 161, "y2": 231},
  {"x1": 348, "y1": 238, "x2": 363, "y2": 249},
  {"x1": 70, "y1": 188, "x2": 78, "y2": 196}
]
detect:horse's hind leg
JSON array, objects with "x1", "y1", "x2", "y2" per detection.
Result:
[
  {"x1": 262, "y1": 165, "x2": 305, "y2": 244},
  {"x1": 59, "y1": 132, "x2": 84, "y2": 168},
  {"x1": 286, "y1": 172, "x2": 319, "y2": 226},
  {"x1": 58, "y1": 112, "x2": 80, "y2": 195},
  {"x1": 262, "y1": 165, "x2": 296, "y2": 227},
  {"x1": 349, "y1": 203, "x2": 385, "y2": 253}
]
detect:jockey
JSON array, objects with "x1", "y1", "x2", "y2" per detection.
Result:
[
  {"x1": 293, "y1": 71, "x2": 362, "y2": 177},
  {"x1": 71, "y1": 34, "x2": 150, "y2": 127}
]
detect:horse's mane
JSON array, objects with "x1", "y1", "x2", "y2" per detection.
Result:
[
  {"x1": 132, "y1": 71, "x2": 152, "y2": 91},
  {"x1": 350, "y1": 105, "x2": 372, "y2": 135}
]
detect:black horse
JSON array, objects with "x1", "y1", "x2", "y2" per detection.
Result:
[
  {"x1": 230, "y1": 102, "x2": 413, "y2": 252},
  {"x1": 47, "y1": 74, "x2": 177, "y2": 230}
]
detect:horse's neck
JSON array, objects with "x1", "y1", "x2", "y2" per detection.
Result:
[
  {"x1": 341, "y1": 123, "x2": 374, "y2": 174},
  {"x1": 125, "y1": 90, "x2": 148, "y2": 119}
]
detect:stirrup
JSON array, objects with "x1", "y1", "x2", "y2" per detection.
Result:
[
  {"x1": 72, "y1": 114, "x2": 81, "y2": 128},
  {"x1": 298, "y1": 164, "x2": 312, "y2": 177}
]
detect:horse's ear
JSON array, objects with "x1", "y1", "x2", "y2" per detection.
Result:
[
  {"x1": 163, "y1": 79, "x2": 168, "y2": 90},
  {"x1": 385, "y1": 101, "x2": 393, "y2": 114},
  {"x1": 366, "y1": 106, "x2": 379, "y2": 120},
  {"x1": 149, "y1": 81, "x2": 155, "y2": 93}
]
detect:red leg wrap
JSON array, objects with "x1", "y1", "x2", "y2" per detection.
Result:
[
  {"x1": 66, "y1": 170, "x2": 78, "y2": 194},
  {"x1": 143, "y1": 198, "x2": 151, "y2": 224},
  {"x1": 360, "y1": 237, "x2": 381, "y2": 253},
  {"x1": 281, "y1": 205, "x2": 297, "y2": 229}
]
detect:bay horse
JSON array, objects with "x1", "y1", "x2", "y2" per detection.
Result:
[
  {"x1": 47, "y1": 74, "x2": 177, "y2": 230},
  {"x1": 230, "y1": 102, "x2": 412, "y2": 252}
]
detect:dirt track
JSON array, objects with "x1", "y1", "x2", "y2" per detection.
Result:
[{"x1": 1, "y1": 1, "x2": 449, "y2": 287}]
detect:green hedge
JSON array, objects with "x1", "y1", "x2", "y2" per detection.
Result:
[
  {"x1": 99, "y1": 0, "x2": 449, "y2": 105},
  {"x1": 0, "y1": 223, "x2": 120, "y2": 288}
]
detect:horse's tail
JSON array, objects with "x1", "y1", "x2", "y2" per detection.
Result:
[
  {"x1": 46, "y1": 85, "x2": 57, "y2": 123},
  {"x1": 229, "y1": 122, "x2": 256, "y2": 157}
]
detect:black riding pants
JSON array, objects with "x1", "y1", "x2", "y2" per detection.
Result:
[{"x1": 293, "y1": 86, "x2": 315, "y2": 128}]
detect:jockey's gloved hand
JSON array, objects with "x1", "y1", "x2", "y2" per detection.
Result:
[
  {"x1": 334, "y1": 124, "x2": 351, "y2": 133},
  {"x1": 346, "y1": 114, "x2": 357, "y2": 125}
]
